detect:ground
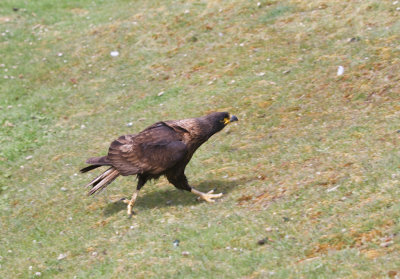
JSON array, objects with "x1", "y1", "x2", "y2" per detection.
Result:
[{"x1": 1, "y1": 0, "x2": 400, "y2": 278}]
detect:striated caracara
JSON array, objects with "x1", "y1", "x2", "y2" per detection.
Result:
[{"x1": 80, "y1": 112, "x2": 238, "y2": 216}]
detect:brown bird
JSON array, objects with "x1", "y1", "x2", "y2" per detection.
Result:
[{"x1": 80, "y1": 112, "x2": 238, "y2": 216}]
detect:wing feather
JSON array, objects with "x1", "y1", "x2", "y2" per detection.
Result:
[{"x1": 107, "y1": 123, "x2": 188, "y2": 176}]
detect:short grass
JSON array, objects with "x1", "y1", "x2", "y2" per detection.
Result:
[{"x1": 1, "y1": 0, "x2": 400, "y2": 278}]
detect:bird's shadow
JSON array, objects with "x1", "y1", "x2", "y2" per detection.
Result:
[{"x1": 103, "y1": 177, "x2": 250, "y2": 216}]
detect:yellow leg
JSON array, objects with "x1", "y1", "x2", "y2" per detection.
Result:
[
  {"x1": 191, "y1": 188, "x2": 223, "y2": 203},
  {"x1": 124, "y1": 190, "x2": 139, "y2": 216}
]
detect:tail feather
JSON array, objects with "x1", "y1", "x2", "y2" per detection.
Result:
[
  {"x1": 80, "y1": 156, "x2": 112, "y2": 173},
  {"x1": 85, "y1": 167, "x2": 114, "y2": 188},
  {"x1": 80, "y1": 165, "x2": 101, "y2": 173},
  {"x1": 86, "y1": 156, "x2": 111, "y2": 165},
  {"x1": 85, "y1": 167, "x2": 120, "y2": 196}
]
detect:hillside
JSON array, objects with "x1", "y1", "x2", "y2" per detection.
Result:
[{"x1": 1, "y1": 0, "x2": 400, "y2": 278}]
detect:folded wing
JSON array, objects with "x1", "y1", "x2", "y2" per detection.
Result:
[{"x1": 107, "y1": 123, "x2": 188, "y2": 176}]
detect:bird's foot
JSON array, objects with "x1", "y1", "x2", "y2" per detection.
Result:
[
  {"x1": 127, "y1": 204, "x2": 134, "y2": 217},
  {"x1": 120, "y1": 197, "x2": 129, "y2": 204},
  {"x1": 192, "y1": 189, "x2": 223, "y2": 203},
  {"x1": 123, "y1": 190, "x2": 139, "y2": 216},
  {"x1": 126, "y1": 203, "x2": 139, "y2": 218}
]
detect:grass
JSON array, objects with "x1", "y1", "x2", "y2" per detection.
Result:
[{"x1": 1, "y1": 0, "x2": 400, "y2": 278}]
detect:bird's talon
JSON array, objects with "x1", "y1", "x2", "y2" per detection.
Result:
[
  {"x1": 120, "y1": 198, "x2": 129, "y2": 204},
  {"x1": 200, "y1": 192, "x2": 223, "y2": 203}
]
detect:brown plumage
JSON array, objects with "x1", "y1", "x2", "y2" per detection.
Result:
[{"x1": 80, "y1": 112, "x2": 238, "y2": 215}]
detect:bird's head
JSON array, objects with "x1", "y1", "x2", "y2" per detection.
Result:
[{"x1": 206, "y1": 111, "x2": 239, "y2": 133}]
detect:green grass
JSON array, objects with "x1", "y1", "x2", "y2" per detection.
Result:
[{"x1": 1, "y1": 0, "x2": 400, "y2": 278}]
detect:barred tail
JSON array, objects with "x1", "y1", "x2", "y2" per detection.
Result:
[{"x1": 86, "y1": 167, "x2": 120, "y2": 196}]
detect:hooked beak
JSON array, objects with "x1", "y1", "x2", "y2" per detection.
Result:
[
  {"x1": 230, "y1": 115, "x2": 238, "y2": 122},
  {"x1": 223, "y1": 114, "x2": 239, "y2": 125}
]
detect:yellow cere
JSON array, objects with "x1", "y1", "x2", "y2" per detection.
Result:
[{"x1": 223, "y1": 118, "x2": 230, "y2": 125}]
